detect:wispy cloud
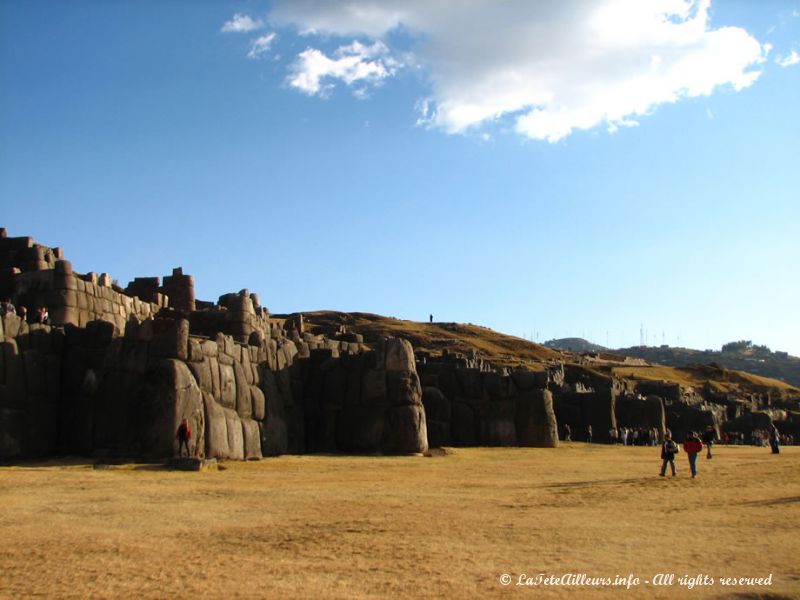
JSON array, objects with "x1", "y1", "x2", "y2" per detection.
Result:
[
  {"x1": 221, "y1": 13, "x2": 264, "y2": 34},
  {"x1": 271, "y1": 0, "x2": 767, "y2": 142},
  {"x1": 776, "y1": 50, "x2": 800, "y2": 67},
  {"x1": 288, "y1": 41, "x2": 400, "y2": 97},
  {"x1": 248, "y1": 33, "x2": 277, "y2": 59}
]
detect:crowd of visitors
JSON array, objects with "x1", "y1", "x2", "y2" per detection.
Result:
[
  {"x1": 719, "y1": 429, "x2": 795, "y2": 446},
  {"x1": 0, "y1": 297, "x2": 49, "y2": 324},
  {"x1": 608, "y1": 427, "x2": 661, "y2": 446}
]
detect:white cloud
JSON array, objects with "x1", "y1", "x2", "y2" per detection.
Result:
[
  {"x1": 288, "y1": 41, "x2": 400, "y2": 97},
  {"x1": 270, "y1": 0, "x2": 767, "y2": 141},
  {"x1": 221, "y1": 13, "x2": 264, "y2": 34},
  {"x1": 248, "y1": 33, "x2": 277, "y2": 59},
  {"x1": 777, "y1": 50, "x2": 800, "y2": 67}
]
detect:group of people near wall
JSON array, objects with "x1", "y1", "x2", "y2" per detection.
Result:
[
  {"x1": 560, "y1": 424, "x2": 662, "y2": 446},
  {"x1": 720, "y1": 429, "x2": 795, "y2": 447},
  {"x1": 608, "y1": 426, "x2": 661, "y2": 446},
  {"x1": 1, "y1": 298, "x2": 49, "y2": 325}
]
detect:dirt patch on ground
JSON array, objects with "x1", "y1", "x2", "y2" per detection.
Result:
[{"x1": 1, "y1": 446, "x2": 798, "y2": 599}]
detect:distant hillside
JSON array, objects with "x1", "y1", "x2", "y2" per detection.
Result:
[
  {"x1": 617, "y1": 343, "x2": 800, "y2": 387},
  {"x1": 544, "y1": 337, "x2": 607, "y2": 353},
  {"x1": 275, "y1": 311, "x2": 800, "y2": 401}
]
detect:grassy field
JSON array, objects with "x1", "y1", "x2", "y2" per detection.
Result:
[{"x1": 1, "y1": 444, "x2": 798, "y2": 599}]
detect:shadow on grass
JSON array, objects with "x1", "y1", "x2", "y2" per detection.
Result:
[
  {"x1": 540, "y1": 477, "x2": 654, "y2": 489},
  {"x1": 740, "y1": 495, "x2": 800, "y2": 507},
  {"x1": 0, "y1": 456, "x2": 167, "y2": 471}
]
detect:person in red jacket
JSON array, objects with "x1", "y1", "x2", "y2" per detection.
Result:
[
  {"x1": 176, "y1": 418, "x2": 192, "y2": 457},
  {"x1": 683, "y1": 432, "x2": 704, "y2": 478}
]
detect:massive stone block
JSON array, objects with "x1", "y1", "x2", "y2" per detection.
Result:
[
  {"x1": 135, "y1": 359, "x2": 205, "y2": 458},
  {"x1": 511, "y1": 369, "x2": 548, "y2": 391},
  {"x1": 362, "y1": 369, "x2": 387, "y2": 405},
  {"x1": 386, "y1": 371, "x2": 422, "y2": 407},
  {"x1": 422, "y1": 387, "x2": 451, "y2": 447},
  {"x1": 616, "y1": 394, "x2": 665, "y2": 433},
  {"x1": 224, "y1": 407, "x2": 244, "y2": 460},
  {"x1": 260, "y1": 369, "x2": 289, "y2": 456},
  {"x1": 451, "y1": 401, "x2": 476, "y2": 446},
  {"x1": 336, "y1": 405, "x2": 385, "y2": 453},
  {"x1": 383, "y1": 338, "x2": 415, "y2": 372},
  {"x1": 381, "y1": 404, "x2": 428, "y2": 454},
  {"x1": 204, "y1": 393, "x2": 230, "y2": 459},
  {"x1": 515, "y1": 389, "x2": 559, "y2": 447},
  {"x1": 233, "y1": 360, "x2": 251, "y2": 419},
  {"x1": 251, "y1": 385, "x2": 266, "y2": 421},
  {"x1": 218, "y1": 363, "x2": 236, "y2": 408},
  {"x1": 455, "y1": 369, "x2": 484, "y2": 401},
  {"x1": 482, "y1": 399, "x2": 516, "y2": 446},
  {"x1": 241, "y1": 418, "x2": 262, "y2": 460},
  {"x1": 150, "y1": 318, "x2": 189, "y2": 361},
  {"x1": 187, "y1": 359, "x2": 212, "y2": 394}
]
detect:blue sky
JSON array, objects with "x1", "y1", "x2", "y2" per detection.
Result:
[{"x1": 1, "y1": 1, "x2": 798, "y2": 355}]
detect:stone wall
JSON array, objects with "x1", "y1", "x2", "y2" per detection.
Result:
[
  {"x1": 1, "y1": 296, "x2": 429, "y2": 459},
  {"x1": 416, "y1": 356, "x2": 559, "y2": 448}
]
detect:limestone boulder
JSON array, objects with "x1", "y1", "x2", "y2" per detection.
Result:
[
  {"x1": 336, "y1": 405, "x2": 385, "y2": 453},
  {"x1": 251, "y1": 385, "x2": 266, "y2": 421},
  {"x1": 422, "y1": 387, "x2": 451, "y2": 447},
  {"x1": 224, "y1": 408, "x2": 244, "y2": 460},
  {"x1": 383, "y1": 338, "x2": 415, "y2": 372},
  {"x1": 515, "y1": 389, "x2": 559, "y2": 447},
  {"x1": 204, "y1": 393, "x2": 230, "y2": 459},
  {"x1": 386, "y1": 371, "x2": 422, "y2": 407},
  {"x1": 381, "y1": 404, "x2": 428, "y2": 454},
  {"x1": 241, "y1": 418, "x2": 262, "y2": 460}
]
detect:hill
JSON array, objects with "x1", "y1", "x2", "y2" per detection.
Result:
[
  {"x1": 544, "y1": 337, "x2": 607, "y2": 353},
  {"x1": 277, "y1": 311, "x2": 800, "y2": 401},
  {"x1": 617, "y1": 344, "x2": 800, "y2": 387}
]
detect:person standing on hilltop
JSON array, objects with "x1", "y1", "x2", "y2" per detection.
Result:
[
  {"x1": 683, "y1": 432, "x2": 704, "y2": 478},
  {"x1": 429, "y1": 314, "x2": 433, "y2": 323},
  {"x1": 702, "y1": 425, "x2": 717, "y2": 459},
  {"x1": 176, "y1": 418, "x2": 192, "y2": 458},
  {"x1": 660, "y1": 433, "x2": 679, "y2": 477}
]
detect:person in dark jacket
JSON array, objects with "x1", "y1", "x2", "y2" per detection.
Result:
[
  {"x1": 769, "y1": 424, "x2": 781, "y2": 454},
  {"x1": 702, "y1": 426, "x2": 717, "y2": 459},
  {"x1": 683, "y1": 432, "x2": 704, "y2": 478},
  {"x1": 660, "y1": 433, "x2": 679, "y2": 476},
  {"x1": 176, "y1": 418, "x2": 192, "y2": 457}
]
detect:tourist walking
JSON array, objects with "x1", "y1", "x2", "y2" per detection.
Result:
[
  {"x1": 683, "y1": 432, "x2": 703, "y2": 478},
  {"x1": 562, "y1": 424, "x2": 572, "y2": 442},
  {"x1": 702, "y1": 425, "x2": 717, "y2": 459},
  {"x1": 660, "y1": 433, "x2": 679, "y2": 477},
  {"x1": 586, "y1": 425, "x2": 593, "y2": 443},
  {"x1": 176, "y1": 418, "x2": 192, "y2": 457}
]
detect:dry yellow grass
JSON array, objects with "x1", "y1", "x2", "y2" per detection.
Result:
[{"x1": 1, "y1": 445, "x2": 799, "y2": 599}]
